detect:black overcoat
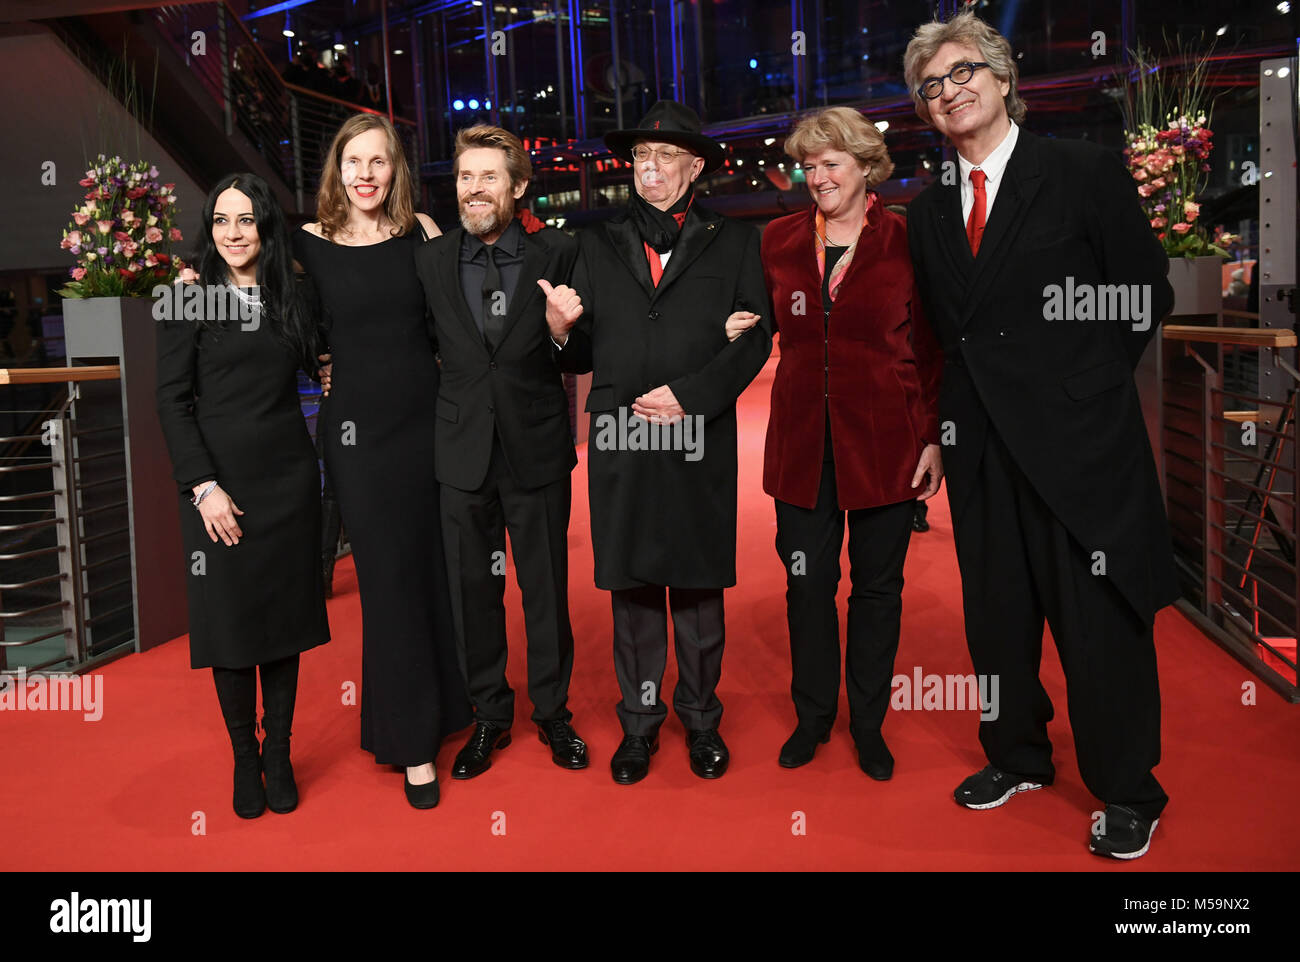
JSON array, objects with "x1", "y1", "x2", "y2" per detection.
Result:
[
  {"x1": 154, "y1": 283, "x2": 330, "y2": 669},
  {"x1": 906, "y1": 128, "x2": 1179, "y2": 623},
  {"x1": 561, "y1": 202, "x2": 773, "y2": 590}
]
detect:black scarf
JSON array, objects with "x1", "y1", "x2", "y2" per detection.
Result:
[{"x1": 628, "y1": 189, "x2": 693, "y2": 254}]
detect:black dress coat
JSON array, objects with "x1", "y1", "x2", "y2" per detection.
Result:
[
  {"x1": 560, "y1": 202, "x2": 773, "y2": 590},
  {"x1": 154, "y1": 283, "x2": 330, "y2": 669},
  {"x1": 414, "y1": 225, "x2": 579, "y2": 491},
  {"x1": 906, "y1": 128, "x2": 1179, "y2": 623}
]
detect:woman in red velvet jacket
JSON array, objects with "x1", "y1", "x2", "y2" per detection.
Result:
[{"x1": 755, "y1": 107, "x2": 943, "y2": 778}]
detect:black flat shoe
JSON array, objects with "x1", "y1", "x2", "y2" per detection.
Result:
[
  {"x1": 451, "y1": 721, "x2": 512, "y2": 779},
  {"x1": 854, "y1": 731, "x2": 895, "y2": 781},
  {"x1": 610, "y1": 733, "x2": 658, "y2": 784},
  {"x1": 403, "y1": 771, "x2": 440, "y2": 809},
  {"x1": 778, "y1": 727, "x2": 830, "y2": 768},
  {"x1": 538, "y1": 719, "x2": 589, "y2": 770},
  {"x1": 687, "y1": 728, "x2": 729, "y2": 779}
]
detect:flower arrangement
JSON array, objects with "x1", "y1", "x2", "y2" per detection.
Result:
[
  {"x1": 57, "y1": 154, "x2": 186, "y2": 298},
  {"x1": 1121, "y1": 42, "x2": 1232, "y2": 259}
]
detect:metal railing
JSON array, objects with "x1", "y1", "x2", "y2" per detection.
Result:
[
  {"x1": 1162, "y1": 324, "x2": 1299, "y2": 701},
  {"x1": 0, "y1": 367, "x2": 133, "y2": 674},
  {"x1": 149, "y1": 2, "x2": 421, "y2": 212}
]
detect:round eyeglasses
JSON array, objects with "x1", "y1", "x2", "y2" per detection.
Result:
[
  {"x1": 918, "y1": 61, "x2": 991, "y2": 100},
  {"x1": 632, "y1": 145, "x2": 694, "y2": 165}
]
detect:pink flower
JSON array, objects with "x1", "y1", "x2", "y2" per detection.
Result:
[
  {"x1": 169, "y1": 228, "x2": 183, "y2": 242},
  {"x1": 1183, "y1": 201, "x2": 1200, "y2": 221},
  {"x1": 1137, "y1": 184, "x2": 1157, "y2": 198},
  {"x1": 72, "y1": 211, "x2": 90, "y2": 226},
  {"x1": 122, "y1": 240, "x2": 139, "y2": 258},
  {"x1": 1171, "y1": 222, "x2": 1192, "y2": 234},
  {"x1": 96, "y1": 219, "x2": 114, "y2": 234},
  {"x1": 145, "y1": 226, "x2": 163, "y2": 244},
  {"x1": 1150, "y1": 178, "x2": 1166, "y2": 189},
  {"x1": 71, "y1": 267, "x2": 87, "y2": 281},
  {"x1": 62, "y1": 230, "x2": 83, "y2": 248},
  {"x1": 1150, "y1": 217, "x2": 1167, "y2": 229},
  {"x1": 120, "y1": 210, "x2": 135, "y2": 225},
  {"x1": 1132, "y1": 168, "x2": 1149, "y2": 182}
]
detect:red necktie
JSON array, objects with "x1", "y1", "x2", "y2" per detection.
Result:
[
  {"x1": 645, "y1": 211, "x2": 688, "y2": 287},
  {"x1": 966, "y1": 168, "x2": 987, "y2": 256}
]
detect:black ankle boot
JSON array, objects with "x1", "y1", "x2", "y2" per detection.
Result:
[
  {"x1": 232, "y1": 731, "x2": 268, "y2": 819},
  {"x1": 259, "y1": 655, "x2": 300, "y2": 813},
  {"x1": 214, "y1": 666, "x2": 266, "y2": 819}
]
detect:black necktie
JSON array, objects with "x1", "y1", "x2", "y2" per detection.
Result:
[{"x1": 481, "y1": 244, "x2": 505, "y2": 351}]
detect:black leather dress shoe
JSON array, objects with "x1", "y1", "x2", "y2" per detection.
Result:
[
  {"x1": 451, "y1": 722, "x2": 512, "y2": 780},
  {"x1": 537, "y1": 719, "x2": 589, "y2": 769},
  {"x1": 403, "y1": 771, "x2": 440, "y2": 809},
  {"x1": 778, "y1": 727, "x2": 830, "y2": 768},
  {"x1": 855, "y1": 731, "x2": 895, "y2": 781},
  {"x1": 610, "y1": 733, "x2": 658, "y2": 784},
  {"x1": 687, "y1": 728, "x2": 729, "y2": 779}
]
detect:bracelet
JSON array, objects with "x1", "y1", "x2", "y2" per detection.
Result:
[{"x1": 192, "y1": 481, "x2": 218, "y2": 508}]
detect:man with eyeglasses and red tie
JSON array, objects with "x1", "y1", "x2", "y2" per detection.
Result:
[{"x1": 903, "y1": 10, "x2": 1177, "y2": 859}]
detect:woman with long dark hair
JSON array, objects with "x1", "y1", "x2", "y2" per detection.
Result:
[
  {"x1": 156, "y1": 171, "x2": 329, "y2": 819},
  {"x1": 292, "y1": 113, "x2": 472, "y2": 809}
]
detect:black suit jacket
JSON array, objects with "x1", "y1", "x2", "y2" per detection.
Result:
[
  {"x1": 415, "y1": 224, "x2": 579, "y2": 492},
  {"x1": 907, "y1": 128, "x2": 1179, "y2": 623}
]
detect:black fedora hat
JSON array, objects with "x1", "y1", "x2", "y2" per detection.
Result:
[{"x1": 604, "y1": 100, "x2": 727, "y2": 173}]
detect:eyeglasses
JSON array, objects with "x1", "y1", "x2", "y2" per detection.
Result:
[
  {"x1": 632, "y1": 145, "x2": 695, "y2": 165},
  {"x1": 918, "y1": 61, "x2": 991, "y2": 101}
]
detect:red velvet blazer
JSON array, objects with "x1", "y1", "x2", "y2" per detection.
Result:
[{"x1": 761, "y1": 200, "x2": 941, "y2": 511}]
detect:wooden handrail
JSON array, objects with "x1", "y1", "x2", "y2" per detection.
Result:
[
  {"x1": 0, "y1": 366, "x2": 121, "y2": 385},
  {"x1": 1163, "y1": 325, "x2": 1298, "y2": 348}
]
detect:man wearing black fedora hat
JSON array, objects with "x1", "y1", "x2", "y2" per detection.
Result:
[{"x1": 553, "y1": 99, "x2": 773, "y2": 784}]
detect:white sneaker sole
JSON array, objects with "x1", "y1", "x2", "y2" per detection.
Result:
[
  {"x1": 1091, "y1": 818, "x2": 1158, "y2": 859},
  {"x1": 959, "y1": 780, "x2": 1043, "y2": 810}
]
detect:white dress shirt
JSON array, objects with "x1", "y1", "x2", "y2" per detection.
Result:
[{"x1": 958, "y1": 120, "x2": 1019, "y2": 223}]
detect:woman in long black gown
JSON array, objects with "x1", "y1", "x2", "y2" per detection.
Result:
[
  {"x1": 156, "y1": 172, "x2": 329, "y2": 819},
  {"x1": 293, "y1": 113, "x2": 472, "y2": 809}
]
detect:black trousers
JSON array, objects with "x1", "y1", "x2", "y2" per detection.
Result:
[
  {"x1": 611, "y1": 585, "x2": 725, "y2": 736},
  {"x1": 954, "y1": 424, "x2": 1168, "y2": 821},
  {"x1": 440, "y1": 434, "x2": 575, "y2": 727},
  {"x1": 774, "y1": 455, "x2": 915, "y2": 741}
]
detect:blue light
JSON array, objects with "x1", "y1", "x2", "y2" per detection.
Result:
[
  {"x1": 749, "y1": 58, "x2": 758, "y2": 69},
  {"x1": 453, "y1": 99, "x2": 465, "y2": 110},
  {"x1": 468, "y1": 99, "x2": 480, "y2": 109},
  {"x1": 485, "y1": 99, "x2": 492, "y2": 108}
]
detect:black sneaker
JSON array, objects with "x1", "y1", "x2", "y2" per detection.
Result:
[
  {"x1": 1089, "y1": 804, "x2": 1158, "y2": 860},
  {"x1": 954, "y1": 765, "x2": 1043, "y2": 809}
]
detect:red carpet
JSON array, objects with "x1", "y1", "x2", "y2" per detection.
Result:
[{"x1": 3, "y1": 355, "x2": 1297, "y2": 871}]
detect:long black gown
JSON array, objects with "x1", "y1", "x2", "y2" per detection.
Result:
[
  {"x1": 293, "y1": 226, "x2": 473, "y2": 766},
  {"x1": 155, "y1": 284, "x2": 330, "y2": 669}
]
